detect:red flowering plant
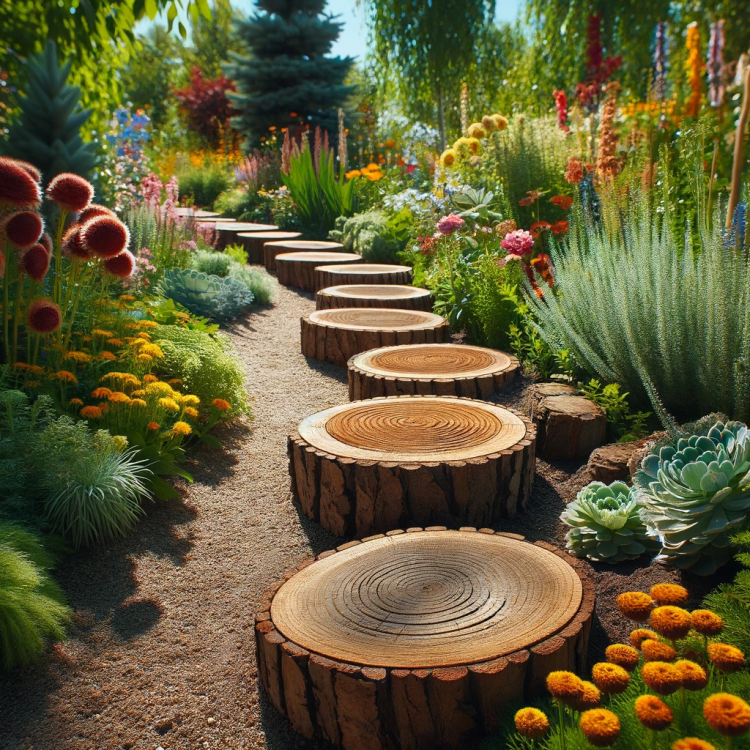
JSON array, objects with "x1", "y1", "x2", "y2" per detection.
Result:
[
  {"x1": 575, "y1": 13, "x2": 622, "y2": 114},
  {"x1": 175, "y1": 67, "x2": 236, "y2": 146}
]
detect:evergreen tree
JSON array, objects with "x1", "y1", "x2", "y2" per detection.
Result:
[{"x1": 225, "y1": 0, "x2": 354, "y2": 149}]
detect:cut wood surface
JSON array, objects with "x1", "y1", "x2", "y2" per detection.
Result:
[
  {"x1": 264, "y1": 240, "x2": 344, "y2": 271},
  {"x1": 257, "y1": 529, "x2": 594, "y2": 750},
  {"x1": 301, "y1": 308, "x2": 448, "y2": 367},
  {"x1": 276, "y1": 252, "x2": 362, "y2": 292},
  {"x1": 214, "y1": 222, "x2": 278, "y2": 251},
  {"x1": 170, "y1": 207, "x2": 219, "y2": 219},
  {"x1": 288, "y1": 395, "x2": 537, "y2": 536},
  {"x1": 317, "y1": 284, "x2": 432, "y2": 312},
  {"x1": 238, "y1": 231, "x2": 302, "y2": 264},
  {"x1": 348, "y1": 343, "x2": 519, "y2": 401},
  {"x1": 314, "y1": 263, "x2": 413, "y2": 293}
]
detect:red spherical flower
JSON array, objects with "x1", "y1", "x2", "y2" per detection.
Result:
[
  {"x1": 39, "y1": 232, "x2": 52, "y2": 255},
  {"x1": 26, "y1": 299, "x2": 61, "y2": 334},
  {"x1": 81, "y1": 215, "x2": 130, "y2": 258},
  {"x1": 551, "y1": 195, "x2": 573, "y2": 210},
  {"x1": 552, "y1": 220, "x2": 570, "y2": 235},
  {"x1": 103, "y1": 250, "x2": 136, "y2": 278},
  {"x1": 20, "y1": 243, "x2": 51, "y2": 282},
  {"x1": 530, "y1": 221, "x2": 552, "y2": 239},
  {"x1": 2, "y1": 211, "x2": 43, "y2": 250},
  {"x1": 0, "y1": 157, "x2": 42, "y2": 208},
  {"x1": 46, "y1": 172, "x2": 93, "y2": 213},
  {"x1": 76, "y1": 203, "x2": 115, "y2": 224},
  {"x1": 7, "y1": 158, "x2": 42, "y2": 183},
  {"x1": 62, "y1": 227, "x2": 93, "y2": 261}
]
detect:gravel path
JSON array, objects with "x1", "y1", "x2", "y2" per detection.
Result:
[{"x1": 0, "y1": 273, "x2": 730, "y2": 750}]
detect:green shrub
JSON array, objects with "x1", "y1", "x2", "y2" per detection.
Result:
[
  {"x1": 224, "y1": 243, "x2": 248, "y2": 265},
  {"x1": 158, "y1": 268, "x2": 254, "y2": 321},
  {"x1": 0, "y1": 522, "x2": 71, "y2": 671},
  {"x1": 152, "y1": 325, "x2": 250, "y2": 417},
  {"x1": 228, "y1": 265, "x2": 275, "y2": 305},
  {"x1": 329, "y1": 209, "x2": 411, "y2": 263},
  {"x1": 176, "y1": 163, "x2": 231, "y2": 208},
  {"x1": 193, "y1": 249, "x2": 233, "y2": 277},
  {"x1": 191, "y1": 250, "x2": 276, "y2": 306},
  {"x1": 214, "y1": 187, "x2": 274, "y2": 223}
]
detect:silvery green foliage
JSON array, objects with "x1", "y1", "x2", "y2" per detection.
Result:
[
  {"x1": 526, "y1": 195, "x2": 750, "y2": 423},
  {"x1": 561, "y1": 481, "x2": 657, "y2": 563},
  {"x1": 159, "y1": 268, "x2": 254, "y2": 321},
  {"x1": 634, "y1": 421, "x2": 750, "y2": 575}
]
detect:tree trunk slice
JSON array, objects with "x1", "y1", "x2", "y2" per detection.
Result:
[
  {"x1": 264, "y1": 240, "x2": 344, "y2": 271},
  {"x1": 288, "y1": 394, "x2": 536, "y2": 536},
  {"x1": 256, "y1": 529, "x2": 594, "y2": 750},
  {"x1": 276, "y1": 252, "x2": 362, "y2": 292},
  {"x1": 171, "y1": 207, "x2": 219, "y2": 219},
  {"x1": 348, "y1": 344, "x2": 520, "y2": 401},
  {"x1": 532, "y1": 394, "x2": 607, "y2": 461},
  {"x1": 237, "y1": 231, "x2": 301, "y2": 264},
  {"x1": 317, "y1": 284, "x2": 432, "y2": 312},
  {"x1": 213, "y1": 221, "x2": 278, "y2": 251},
  {"x1": 314, "y1": 263, "x2": 413, "y2": 293},
  {"x1": 301, "y1": 308, "x2": 448, "y2": 367}
]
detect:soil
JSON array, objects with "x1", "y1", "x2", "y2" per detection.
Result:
[{"x1": 0, "y1": 274, "x2": 736, "y2": 750}]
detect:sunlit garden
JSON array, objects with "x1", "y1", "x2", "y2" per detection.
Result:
[{"x1": 2, "y1": 1, "x2": 750, "y2": 748}]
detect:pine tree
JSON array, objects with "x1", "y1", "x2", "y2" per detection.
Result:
[
  {"x1": 1, "y1": 41, "x2": 95, "y2": 182},
  {"x1": 225, "y1": 0, "x2": 354, "y2": 149}
]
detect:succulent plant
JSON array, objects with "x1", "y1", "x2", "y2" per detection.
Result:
[
  {"x1": 634, "y1": 420, "x2": 750, "y2": 575},
  {"x1": 158, "y1": 268, "x2": 254, "y2": 321},
  {"x1": 561, "y1": 481, "x2": 657, "y2": 563}
]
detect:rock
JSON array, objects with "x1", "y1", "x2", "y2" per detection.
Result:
[
  {"x1": 526, "y1": 383, "x2": 577, "y2": 419},
  {"x1": 531, "y1": 392, "x2": 606, "y2": 461},
  {"x1": 207, "y1": 717, "x2": 216, "y2": 726},
  {"x1": 627, "y1": 432, "x2": 668, "y2": 478}
]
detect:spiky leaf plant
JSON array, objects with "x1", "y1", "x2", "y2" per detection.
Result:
[
  {"x1": 0, "y1": 522, "x2": 71, "y2": 671},
  {"x1": 561, "y1": 481, "x2": 657, "y2": 563},
  {"x1": 526, "y1": 192, "x2": 750, "y2": 424},
  {"x1": 158, "y1": 268, "x2": 254, "y2": 321},
  {"x1": 634, "y1": 420, "x2": 750, "y2": 575}
]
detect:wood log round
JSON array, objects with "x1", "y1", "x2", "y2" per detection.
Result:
[
  {"x1": 238, "y1": 230, "x2": 302, "y2": 264},
  {"x1": 277, "y1": 252, "x2": 362, "y2": 292},
  {"x1": 288, "y1": 394, "x2": 536, "y2": 537},
  {"x1": 348, "y1": 344, "x2": 519, "y2": 401},
  {"x1": 264, "y1": 240, "x2": 344, "y2": 271},
  {"x1": 256, "y1": 528, "x2": 594, "y2": 750},
  {"x1": 317, "y1": 284, "x2": 432, "y2": 312},
  {"x1": 171, "y1": 207, "x2": 219, "y2": 219},
  {"x1": 301, "y1": 308, "x2": 448, "y2": 367},
  {"x1": 314, "y1": 263, "x2": 413, "y2": 293},
  {"x1": 531, "y1": 393, "x2": 607, "y2": 461},
  {"x1": 214, "y1": 221, "x2": 278, "y2": 251}
]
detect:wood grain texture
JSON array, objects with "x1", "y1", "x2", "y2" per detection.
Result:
[
  {"x1": 255, "y1": 529, "x2": 594, "y2": 750},
  {"x1": 317, "y1": 284, "x2": 432, "y2": 312},
  {"x1": 237, "y1": 231, "x2": 302, "y2": 264},
  {"x1": 276, "y1": 252, "x2": 362, "y2": 292},
  {"x1": 301, "y1": 308, "x2": 449, "y2": 367},
  {"x1": 348, "y1": 344, "x2": 519, "y2": 401},
  {"x1": 314, "y1": 263, "x2": 413, "y2": 293},
  {"x1": 214, "y1": 222, "x2": 278, "y2": 251},
  {"x1": 288, "y1": 395, "x2": 536, "y2": 535},
  {"x1": 263, "y1": 240, "x2": 344, "y2": 271}
]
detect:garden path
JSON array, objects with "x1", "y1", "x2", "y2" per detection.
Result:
[{"x1": 0, "y1": 273, "x2": 713, "y2": 750}]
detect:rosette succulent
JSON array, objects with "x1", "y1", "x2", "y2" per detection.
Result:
[
  {"x1": 634, "y1": 421, "x2": 750, "y2": 575},
  {"x1": 158, "y1": 268, "x2": 254, "y2": 321},
  {"x1": 561, "y1": 481, "x2": 657, "y2": 563}
]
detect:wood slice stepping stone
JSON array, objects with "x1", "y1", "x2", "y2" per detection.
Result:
[
  {"x1": 255, "y1": 528, "x2": 594, "y2": 750},
  {"x1": 314, "y1": 263, "x2": 413, "y2": 293},
  {"x1": 301, "y1": 308, "x2": 448, "y2": 367},
  {"x1": 238, "y1": 230, "x2": 301, "y2": 264},
  {"x1": 214, "y1": 221, "x2": 278, "y2": 251},
  {"x1": 317, "y1": 284, "x2": 432, "y2": 312},
  {"x1": 170, "y1": 207, "x2": 219, "y2": 219},
  {"x1": 288, "y1": 395, "x2": 536, "y2": 537},
  {"x1": 264, "y1": 240, "x2": 344, "y2": 272},
  {"x1": 277, "y1": 252, "x2": 362, "y2": 292},
  {"x1": 348, "y1": 343, "x2": 519, "y2": 401}
]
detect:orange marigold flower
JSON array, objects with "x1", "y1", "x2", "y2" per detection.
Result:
[
  {"x1": 642, "y1": 639, "x2": 676, "y2": 662},
  {"x1": 147, "y1": 421, "x2": 160, "y2": 431},
  {"x1": 159, "y1": 397, "x2": 180, "y2": 412},
  {"x1": 579, "y1": 708, "x2": 620, "y2": 747},
  {"x1": 53, "y1": 370, "x2": 77, "y2": 384},
  {"x1": 69, "y1": 398, "x2": 83, "y2": 406},
  {"x1": 136, "y1": 332, "x2": 151, "y2": 340},
  {"x1": 631, "y1": 628, "x2": 660, "y2": 649},
  {"x1": 546, "y1": 671, "x2": 585, "y2": 704},
  {"x1": 591, "y1": 662, "x2": 630, "y2": 695},
  {"x1": 605, "y1": 644, "x2": 640, "y2": 671},
  {"x1": 617, "y1": 591, "x2": 653, "y2": 622},
  {"x1": 650, "y1": 606, "x2": 692, "y2": 641},
  {"x1": 570, "y1": 680, "x2": 601, "y2": 711},
  {"x1": 108, "y1": 392, "x2": 130, "y2": 403},
  {"x1": 131, "y1": 389, "x2": 146, "y2": 398},
  {"x1": 129, "y1": 398, "x2": 147, "y2": 408},
  {"x1": 675, "y1": 660, "x2": 708, "y2": 691},
  {"x1": 107, "y1": 338, "x2": 123, "y2": 347},
  {"x1": 80, "y1": 406, "x2": 102, "y2": 419},
  {"x1": 691, "y1": 610, "x2": 724, "y2": 637},
  {"x1": 168, "y1": 378, "x2": 183, "y2": 385},
  {"x1": 91, "y1": 387, "x2": 112, "y2": 399},
  {"x1": 703, "y1": 693, "x2": 750, "y2": 737},
  {"x1": 635, "y1": 694, "x2": 673, "y2": 731},
  {"x1": 707, "y1": 643, "x2": 745, "y2": 674},
  {"x1": 650, "y1": 583, "x2": 689, "y2": 606},
  {"x1": 119, "y1": 294, "x2": 136, "y2": 302},
  {"x1": 138, "y1": 320, "x2": 158, "y2": 329},
  {"x1": 514, "y1": 707, "x2": 549, "y2": 739},
  {"x1": 184, "y1": 407, "x2": 199, "y2": 419},
  {"x1": 101, "y1": 351, "x2": 117, "y2": 361},
  {"x1": 143, "y1": 374, "x2": 159, "y2": 384},
  {"x1": 137, "y1": 353, "x2": 153, "y2": 363},
  {"x1": 672, "y1": 739, "x2": 716, "y2": 750},
  {"x1": 171, "y1": 421, "x2": 192, "y2": 436},
  {"x1": 641, "y1": 662, "x2": 682, "y2": 695},
  {"x1": 212, "y1": 398, "x2": 231, "y2": 411}
]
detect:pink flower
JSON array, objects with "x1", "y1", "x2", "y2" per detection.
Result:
[
  {"x1": 501, "y1": 229, "x2": 535, "y2": 256},
  {"x1": 436, "y1": 213, "x2": 464, "y2": 235}
]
